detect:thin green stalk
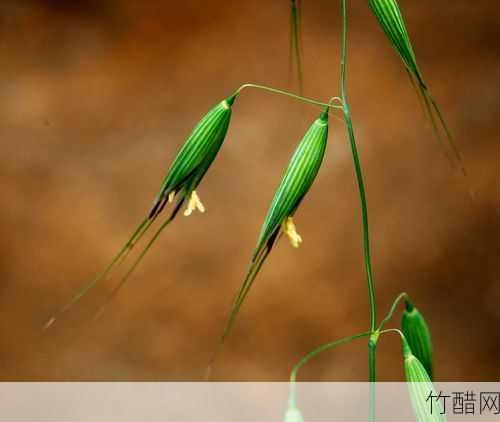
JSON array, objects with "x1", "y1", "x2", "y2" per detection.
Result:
[
  {"x1": 380, "y1": 328, "x2": 405, "y2": 341},
  {"x1": 343, "y1": 112, "x2": 377, "y2": 333},
  {"x1": 378, "y1": 292, "x2": 410, "y2": 331},
  {"x1": 339, "y1": 4, "x2": 377, "y2": 421},
  {"x1": 340, "y1": 0, "x2": 376, "y2": 335},
  {"x1": 290, "y1": 0, "x2": 304, "y2": 94},
  {"x1": 369, "y1": 339, "x2": 377, "y2": 421},
  {"x1": 288, "y1": 331, "x2": 370, "y2": 407},
  {"x1": 235, "y1": 83, "x2": 343, "y2": 110},
  {"x1": 339, "y1": 0, "x2": 377, "y2": 390}
]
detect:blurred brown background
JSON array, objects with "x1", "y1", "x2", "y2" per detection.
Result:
[{"x1": 0, "y1": 0, "x2": 499, "y2": 381}]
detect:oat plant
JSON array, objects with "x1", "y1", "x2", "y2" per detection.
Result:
[
  {"x1": 282, "y1": 0, "x2": 460, "y2": 421},
  {"x1": 45, "y1": 1, "x2": 463, "y2": 420}
]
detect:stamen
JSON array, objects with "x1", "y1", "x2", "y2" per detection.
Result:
[
  {"x1": 184, "y1": 190, "x2": 205, "y2": 216},
  {"x1": 282, "y1": 217, "x2": 302, "y2": 248},
  {"x1": 168, "y1": 191, "x2": 176, "y2": 203}
]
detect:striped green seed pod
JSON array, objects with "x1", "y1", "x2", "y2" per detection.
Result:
[
  {"x1": 222, "y1": 107, "x2": 329, "y2": 339},
  {"x1": 284, "y1": 405, "x2": 305, "y2": 422},
  {"x1": 44, "y1": 94, "x2": 237, "y2": 328},
  {"x1": 149, "y1": 94, "x2": 236, "y2": 219},
  {"x1": 402, "y1": 301, "x2": 434, "y2": 380},
  {"x1": 403, "y1": 340, "x2": 446, "y2": 422},
  {"x1": 368, "y1": 0, "x2": 421, "y2": 84},
  {"x1": 368, "y1": 0, "x2": 463, "y2": 172}
]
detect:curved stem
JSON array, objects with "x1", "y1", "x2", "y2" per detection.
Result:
[
  {"x1": 379, "y1": 328, "x2": 413, "y2": 360},
  {"x1": 380, "y1": 328, "x2": 406, "y2": 341},
  {"x1": 340, "y1": 0, "x2": 376, "y2": 336},
  {"x1": 288, "y1": 331, "x2": 370, "y2": 407},
  {"x1": 339, "y1": 0, "x2": 377, "y2": 391},
  {"x1": 380, "y1": 328, "x2": 412, "y2": 354},
  {"x1": 377, "y1": 292, "x2": 410, "y2": 331},
  {"x1": 235, "y1": 83, "x2": 343, "y2": 110}
]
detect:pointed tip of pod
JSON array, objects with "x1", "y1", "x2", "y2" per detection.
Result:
[
  {"x1": 405, "y1": 299, "x2": 415, "y2": 312},
  {"x1": 405, "y1": 299, "x2": 414, "y2": 312},
  {"x1": 319, "y1": 105, "x2": 329, "y2": 122},
  {"x1": 225, "y1": 93, "x2": 237, "y2": 107},
  {"x1": 401, "y1": 304, "x2": 434, "y2": 380}
]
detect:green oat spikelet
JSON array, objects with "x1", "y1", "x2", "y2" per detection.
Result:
[
  {"x1": 368, "y1": 0, "x2": 465, "y2": 174},
  {"x1": 222, "y1": 106, "x2": 329, "y2": 339},
  {"x1": 148, "y1": 94, "x2": 236, "y2": 220},
  {"x1": 44, "y1": 95, "x2": 236, "y2": 329},
  {"x1": 403, "y1": 338, "x2": 446, "y2": 422},
  {"x1": 402, "y1": 300, "x2": 434, "y2": 380}
]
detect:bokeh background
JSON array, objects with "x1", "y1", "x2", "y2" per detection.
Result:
[{"x1": 1, "y1": 0, "x2": 499, "y2": 381}]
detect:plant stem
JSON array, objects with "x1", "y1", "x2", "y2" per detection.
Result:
[
  {"x1": 288, "y1": 331, "x2": 370, "y2": 407},
  {"x1": 379, "y1": 329, "x2": 412, "y2": 358},
  {"x1": 368, "y1": 333, "x2": 378, "y2": 422},
  {"x1": 340, "y1": 0, "x2": 377, "y2": 340},
  {"x1": 340, "y1": 0, "x2": 376, "y2": 336},
  {"x1": 380, "y1": 328, "x2": 406, "y2": 341},
  {"x1": 235, "y1": 83, "x2": 343, "y2": 110},
  {"x1": 290, "y1": 0, "x2": 304, "y2": 94},
  {"x1": 339, "y1": 0, "x2": 377, "y2": 387},
  {"x1": 343, "y1": 112, "x2": 377, "y2": 333},
  {"x1": 377, "y1": 292, "x2": 410, "y2": 331}
]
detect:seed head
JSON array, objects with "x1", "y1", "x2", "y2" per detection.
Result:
[
  {"x1": 403, "y1": 339, "x2": 446, "y2": 421},
  {"x1": 368, "y1": 0, "x2": 464, "y2": 173},
  {"x1": 368, "y1": 0, "x2": 421, "y2": 84},
  {"x1": 222, "y1": 107, "x2": 329, "y2": 339},
  {"x1": 401, "y1": 301, "x2": 434, "y2": 380},
  {"x1": 256, "y1": 107, "x2": 328, "y2": 253},
  {"x1": 43, "y1": 94, "x2": 237, "y2": 328},
  {"x1": 149, "y1": 94, "x2": 236, "y2": 220}
]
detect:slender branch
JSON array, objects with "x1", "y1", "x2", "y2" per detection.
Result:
[
  {"x1": 377, "y1": 292, "x2": 410, "y2": 331},
  {"x1": 235, "y1": 83, "x2": 343, "y2": 109},
  {"x1": 379, "y1": 328, "x2": 412, "y2": 357},
  {"x1": 339, "y1": 0, "x2": 376, "y2": 334},
  {"x1": 368, "y1": 336, "x2": 377, "y2": 422},
  {"x1": 290, "y1": 0, "x2": 304, "y2": 94},
  {"x1": 288, "y1": 331, "x2": 370, "y2": 406},
  {"x1": 339, "y1": 0, "x2": 377, "y2": 393},
  {"x1": 380, "y1": 328, "x2": 406, "y2": 341}
]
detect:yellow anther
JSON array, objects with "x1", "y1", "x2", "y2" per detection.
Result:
[
  {"x1": 184, "y1": 190, "x2": 205, "y2": 216},
  {"x1": 282, "y1": 217, "x2": 302, "y2": 248},
  {"x1": 168, "y1": 191, "x2": 176, "y2": 203}
]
